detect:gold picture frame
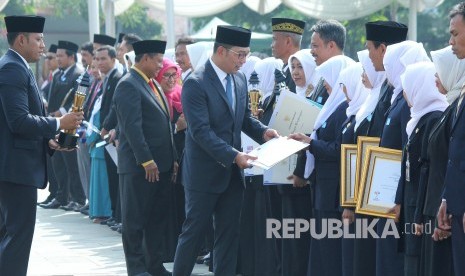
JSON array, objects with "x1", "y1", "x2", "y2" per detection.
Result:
[
  {"x1": 340, "y1": 144, "x2": 358, "y2": 207},
  {"x1": 354, "y1": 136, "x2": 381, "y2": 202},
  {"x1": 355, "y1": 146, "x2": 402, "y2": 219}
]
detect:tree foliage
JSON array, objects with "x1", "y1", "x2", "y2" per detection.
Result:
[
  {"x1": 192, "y1": 0, "x2": 458, "y2": 59},
  {"x1": 36, "y1": 0, "x2": 161, "y2": 39},
  {"x1": 0, "y1": 0, "x2": 36, "y2": 55}
]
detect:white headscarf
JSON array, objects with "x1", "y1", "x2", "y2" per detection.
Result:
[
  {"x1": 339, "y1": 63, "x2": 369, "y2": 117},
  {"x1": 124, "y1": 51, "x2": 135, "y2": 69},
  {"x1": 241, "y1": 55, "x2": 261, "y2": 85},
  {"x1": 288, "y1": 49, "x2": 317, "y2": 98},
  {"x1": 401, "y1": 62, "x2": 448, "y2": 138},
  {"x1": 304, "y1": 55, "x2": 356, "y2": 178},
  {"x1": 383, "y1": 41, "x2": 430, "y2": 104},
  {"x1": 164, "y1": 48, "x2": 176, "y2": 62},
  {"x1": 186, "y1": 41, "x2": 214, "y2": 71},
  {"x1": 355, "y1": 50, "x2": 386, "y2": 131},
  {"x1": 253, "y1": 57, "x2": 284, "y2": 100},
  {"x1": 431, "y1": 46, "x2": 465, "y2": 103}
]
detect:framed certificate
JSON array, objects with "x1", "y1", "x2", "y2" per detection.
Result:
[
  {"x1": 340, "y1": 144, "x2": 358, "y2": 207},
  {"x1": 355, "y1": 146, "x2": 402, "y2": 219},
  {"x1": 355, "y1": 136, "x2": 381, "y2": 202}
]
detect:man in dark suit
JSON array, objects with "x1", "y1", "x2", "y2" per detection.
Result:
[
  {"x1": 269, "y1": 17, "x2": 311, "y2": 276},
  {"x1": 309, "y1": 19, "x2": 346, "y2": 105},
  {"x1": 351, "y1": 20, "x2": 407, "y2": 276},
  {"x1": 94, "y1": 45, "x2": 122, "y2": 227},
  {"x1": 438, "y1": 3, "x2": 465, "y2": 275},
  {"x1": 364, "y1": 21, "x2": 408, "y2": 137},
  {"x1": 41, "y1": 40, "x2": 85, "y2": 210},
  {"x1": 113, "y1": 40, "x2": 176, "y2": 276},
  {"x1": 0, "y1": 15, "x2": 83, "y2": 276},
  {"x1": 172, "y1": 25, "x2": 278, "y2": 276}
]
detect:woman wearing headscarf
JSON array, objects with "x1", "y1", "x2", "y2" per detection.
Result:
[
  {"x1": 412, "y1": 46, "x2": 465, "y2": 276},
  {"x1": 337, "y1": 62, "x2": 369, "y2": 276},
  {"x1": 352, "y1": 49, "x2": 387, "y2": 276},
  {"x1": 378, "y1": 40, "x2": 430, "y2": 276},
  {"x1": 155, "y1": 58, "x2": 185, "y2": 262},
  {"x1": 186, "y1": 41, "x2": 214, "y2": 73},
  {"x1": 288, "y1": 49, "x2": 317, "y2": 99},
  {"x1": 290, "y1": 55, "x2": 355, "y2": 276},
  {"x1": 237, "y1": 57, "x2": 282, "y2": 276},
  {"x1": 86, "y1": 61, "x2": 111, "y2": 223},
  {"x1": 398, "y1": 62, "x2": 449, "y2": 276},
  {"x1": 241, "y1": 55, "x2": 261, "y2": 83}
]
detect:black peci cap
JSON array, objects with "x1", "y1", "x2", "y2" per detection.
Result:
[
  {"x1": 4, "y1": 15, "x2": 45, "y2": 33},
  {"x1": 215, "y1": 25, "x2": 251, "y2": 48},
  {"x1": 48, "y1": 44, "x2": 57, "y2": 53},
  {"x1": 133, "y1": 40, "x2": 166, "y2": 55},
  {"x1": 57, "y1": 40, "x2": 79, "y2": 53},
  {"x1": 365, "y1": 21, "x2": 408, "y2": 44},
  {"x1": 271, "y1": 18, "x2": 306, "y2": 35},
  {"x1": 93, "y1": 34, "x2": 117, "y2": 46}
]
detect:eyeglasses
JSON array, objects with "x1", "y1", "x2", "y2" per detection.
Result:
[
  {"x1": 227, "y1": 48, "x2": 250, "y2": 60},
  {"x1": 162, "y1": 72, "x2": 178, "y2": 80},
  {"x1": 45, "y1": 56, "x2": 55, "y2": 60}
]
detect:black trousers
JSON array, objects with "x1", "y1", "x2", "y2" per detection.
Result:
[
  {"x1": 52, "y1": 150, "x2": 85, "y2": 205},
  {"x1": 419, "y1": 215, "x2": 453, "y2": 276},
  {"x1": 104, "y1": 150, "x2": 120, "y2": 221},
  {"x1": 376, "y1": 218, "x2": 404, "y2": 276},
  {"x1": 237, "y1": 176, "x2": 280, "y2": 276},
  {"x1": 0, "y1": 181, "x2": 37, "y2": 276},
  {"x1": 46, "y1": 154, "x2": 58, "y2": 199},
  {"x1": 352, "y1": 214, "x2": 376, "y2": 276},
  {"x1": 120, "y1": 170, "x2": 172, "y2": 276},
  {"x1": 173, "y1": 169, "x2": 243, "y2": 276},
  {"x1": 451, "y1": 214, "x2": 465, "y2": 276},
  {"x1": 281, "y1": 192, "x2": 312, "y2": 276},
  {"x1": 308, "y1": 210, "x2": 342, "y2": 276}
]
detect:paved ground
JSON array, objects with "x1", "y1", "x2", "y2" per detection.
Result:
[{"x1": 27, "y1": 190, "x2": 213, "y2": 276}]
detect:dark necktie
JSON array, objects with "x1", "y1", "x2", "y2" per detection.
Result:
[{"x1": 225, "y1": 74, "x2": 233, "y2": 109}]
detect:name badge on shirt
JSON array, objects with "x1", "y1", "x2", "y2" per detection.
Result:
[
  {"x1": 317, "y1": 96, "x2": 323, "y2": 104},
  {"x1": 60, "y1": 75, "x2": 66, "y2": 82},
  {"x1": 386, "y1": 118, "x2": 391, "y2": 126},
  {"x1": 322, "y1": 121, "x2": 327, "y2": 129}
]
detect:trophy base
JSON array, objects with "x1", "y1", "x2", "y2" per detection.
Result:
[{"x1": 57, "y1": 131, "x2": 79, "y2": 149}]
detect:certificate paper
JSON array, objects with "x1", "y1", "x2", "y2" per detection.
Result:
[
  {"x1": 264, "y1": 91, "x2": 321, "y2": 184},
  {"x1": 367, "y1": 158, "x2": 400, "y2": 208},
  {"x1": 248, "y1": 137, "x2": 308, "y2": 170},
  {"x1": 105, "y1": 144, "x2": 118, "y2": 166},
  {"x1": 241, "y1": 132, "x2": 264, "y2": 176},
  {"x1": 268, "y1": 91, "x2": 321, "y2": 135}
]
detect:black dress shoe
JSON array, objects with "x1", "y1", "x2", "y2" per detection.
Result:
[
  {"x1": 37, "y1": 194, "x2": 54, "y2": 205},
  {"x1": 100, "y1": 217, "x2": 115, "y2": 225},
  {"x1": 110, "y1": 223, "x2": 122, "y2": 231},
  {"x1": 73, "y1": 202, "x2": 85, "y2": 212},
  {"x1": 60, "y1": 201, "x2": 76, "y2": 211},
  {"x1": 39, "y1": 198, "x2": 62, "y2": 209}
]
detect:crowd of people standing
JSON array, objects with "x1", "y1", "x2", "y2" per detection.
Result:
[{"x1": 2, "y1": 2, "x2": 465, "y2": 276}]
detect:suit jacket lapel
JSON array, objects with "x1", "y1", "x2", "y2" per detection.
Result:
[
  {"x1": 206, "y1": 61, "x2": 234, "y2": 117},
  {"x1": 452, "y1": 96, "x2": 465, "y2": 132},
  {"x1": 151, "y1": 79, "x2": 170, "y2": 118},
  {"x1": 132, "y1": 70, "x2": 169, "y2": 118}
]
